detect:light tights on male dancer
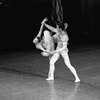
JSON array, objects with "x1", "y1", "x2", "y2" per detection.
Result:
[{"x1": 42, "y1": 18, "x2": 80, "y2": 82}]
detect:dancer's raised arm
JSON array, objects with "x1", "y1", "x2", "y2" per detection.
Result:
[
  {"x1": 33, "y1": 23, "x2": 44, "y2": 44},
  {"x1": 42, "y1": 18, "x2": 57, "y2": 33}
]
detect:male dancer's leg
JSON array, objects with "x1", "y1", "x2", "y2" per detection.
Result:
[
  {"x1": 46, "y1": 53, "x2": 60, "y2": 80},
  {"x1": 61, "y1": 51, "x2": 80, "y2": 82}
]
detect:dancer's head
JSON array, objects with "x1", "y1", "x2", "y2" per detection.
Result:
[{"x1": 56, "y1": 23, "x2": 68, "y2": 31}]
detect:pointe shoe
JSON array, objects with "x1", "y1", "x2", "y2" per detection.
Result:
[
  {"x1": 75, "y1": 79, "x2": 80, "y2": 83},
  {"x1": 46, "y1": 77, "x2": 54, "y2": 81}
]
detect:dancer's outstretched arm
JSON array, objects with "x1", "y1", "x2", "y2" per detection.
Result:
[
  {"x1": 44, "y1": 23, "x2": 57, "y2": 33},
  {"x1": 50, "y1": 43, "x2": 67, "y2": 54}
]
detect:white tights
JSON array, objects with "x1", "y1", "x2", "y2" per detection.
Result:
[{"x1": 46, "y1": 51, "x2": 80, "y2": 82}]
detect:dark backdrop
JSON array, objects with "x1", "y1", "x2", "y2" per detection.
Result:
[{"x1": 0, "y1": 0, "x2": 100, "y2": 51}]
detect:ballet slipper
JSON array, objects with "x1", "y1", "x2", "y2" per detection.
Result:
[{"x1": 46, "y1": 77, "x2": 54, "y2": 81}]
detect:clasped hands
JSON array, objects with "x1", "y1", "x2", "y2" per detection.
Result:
[{"x1": 41, "y1": 17, "x2": 48, "y2": 24}]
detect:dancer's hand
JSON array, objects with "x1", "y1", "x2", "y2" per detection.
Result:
[
  {"x1": 41, "y1": 17, "x2": 48, "y2": 24},
  {"x1": 47, "y1": 50, "x2": 56, "y2": 54},
  {"x1": 42, "y1": 49, "x2": 54, "y2": 54}
]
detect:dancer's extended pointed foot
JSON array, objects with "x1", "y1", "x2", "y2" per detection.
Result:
[{"x1": 46, "y1": 77, "x2": 54, "y2": 81}]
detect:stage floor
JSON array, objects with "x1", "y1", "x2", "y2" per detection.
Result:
[
  {"x1": 0, "y1": 44, "x2": 100, "y2": 100},
  {"x1": 0, "y1": 69, "x2": 100, "y2": 100}
]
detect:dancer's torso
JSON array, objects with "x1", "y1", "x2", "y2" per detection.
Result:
[{"x1": 56, "y1": 31, "x2": 69, "y2": 52}]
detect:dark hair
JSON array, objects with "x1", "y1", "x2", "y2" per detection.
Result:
[
  {"x1": 58, "y1": 23, "x2": 68, "y2": 30},
  {"x1": 37, "y1": 37, "x2": 41, "y2": 43}
]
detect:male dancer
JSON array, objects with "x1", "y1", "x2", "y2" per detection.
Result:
[{"x1": 42, "y1": 18, "x2": 80, "y2": 82}]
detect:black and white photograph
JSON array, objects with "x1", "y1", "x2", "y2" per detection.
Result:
[{"x1": 0, "y1": 0, "x2": 100, "y2": 99}]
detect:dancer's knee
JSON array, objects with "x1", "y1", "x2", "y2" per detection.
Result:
[{"x1": 50, "y1": 54, "x2": 59, "y2": 65}]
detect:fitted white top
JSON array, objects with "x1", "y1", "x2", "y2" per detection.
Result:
[{"x1": 56, "y1": 31, "x2": 69, "y2": 52}]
